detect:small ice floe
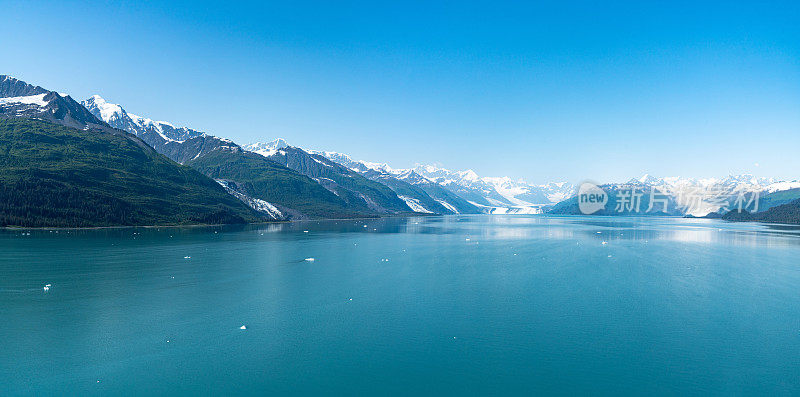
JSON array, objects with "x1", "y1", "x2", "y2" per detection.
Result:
[
  {"x1": 183, "y1": 256, "x2": 191, "y2": 259},
  {"x1": 304, "y1": 258, "x2": 315, "y2": 262},
  {"x1": 239, "y1": 325, "x2": 247, "y2": 330}
]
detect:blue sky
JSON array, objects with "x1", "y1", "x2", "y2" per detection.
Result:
[{"x1": 3, "y1": 0, "x2": 799, "y2": 183}]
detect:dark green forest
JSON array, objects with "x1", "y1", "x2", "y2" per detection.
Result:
[
  {"x1": 187, "y1": 150, "x2": 371, "y2": 219},
  {"x1": 0, "y1": 118, "x2": 262, "y2": 227}
]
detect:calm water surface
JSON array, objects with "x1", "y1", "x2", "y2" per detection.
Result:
[{"x1": 2, "y1": 215, "x2": 800, "y2": 395}]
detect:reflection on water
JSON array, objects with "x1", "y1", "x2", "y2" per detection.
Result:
[{"x1": 4, "y1": 215, "x2": 800, "y2": 248}]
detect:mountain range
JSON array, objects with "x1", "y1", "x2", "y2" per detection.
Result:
[
  {"x1": 0, "y1": 76, "x2": 262, "y2": 226},
  {"x1": 2, "y1": 74, "x2": 800, "y2": 226},
  {"x1": 549, "y1": 174, "x2": 800, "y2": 217},
  {"x1": 81, "y1": 95, "x2": 380, "y2": 220}
]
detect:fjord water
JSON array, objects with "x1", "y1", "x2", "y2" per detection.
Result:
[{"x1": 2, "y1": 216, "x2": 800, "y2": 395}]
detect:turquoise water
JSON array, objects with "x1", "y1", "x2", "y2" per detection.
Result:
[{"x1": 2, "y1": 215, "x2": 800, "y2": 395}]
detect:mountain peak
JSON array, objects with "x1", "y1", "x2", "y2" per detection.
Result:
[
  {"x1": 82, "y1": 94, "x2": 206, "y2": 143},
  {"x1": 243, "y1": 139, "x2": 290, "y2": 157},
  {"x1": 0, "y1": 75, "x2": 50, "y2": 98},
  {"x1": 83, "y1": 94, "x2": 126, "y2": 122},
  {"x1": 269, "y1": 138, "x2": 289, "y2": 149}
]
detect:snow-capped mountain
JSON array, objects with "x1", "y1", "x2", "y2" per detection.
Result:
[
  {"x1": 228, "y1": 138, "x2": 576, "y2": 215},
  {"x1": 1, "y1": 75, "x2": 111, "y2": 132},
  {"x1": 82, "y1": 95, "x2": 204, "y2": 143},
  {"x1": 312, "y1": 151, "x2": 574, "y2": 214},
  {"x1": 311, "y1": 151, "x2": 481, "y2": 214},
  {"x1": 550, "y1": 173, "x2": 800, "y2": 217},
  {"x1": 83, "y1": 95, "x2": 381, "y2": 219},
  {"x1": 246, "y1": 139, "x2": 289, "y2": 158},
  {"x1": 74, "y1": 85, "x2": 800, "y2": 220},
  {"x1": 81, "y1": 95, "x2": 241, "y2": 164},
  {"x1": 412, "y1": 164, "x2": 575, "y2": 208},
  {"x1": 244, "y1": 140, "x2": 415, "y2": 215}
]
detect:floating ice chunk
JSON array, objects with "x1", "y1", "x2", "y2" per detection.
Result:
[
  {"x1": 239, "y1": 325, "x2": 247, "y2": 330},
  {"x1": 304, "y1": 258, "x2": 315, "y2": 262}
]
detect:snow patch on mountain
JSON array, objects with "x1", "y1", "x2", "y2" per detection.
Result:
[
  {"x1": 398, "y1": 196, "x2": 433, "y2": 213},
  {"x1": 86, "y1": 95, "x2": 124, "y2": 122},
  {"x1": 435, "y1": 200, "x2": 459, "y2": 214},
  {"x1": 244, "y1": 139, "x2": 289, "y2": 157},
  {"x1": 216, "y1": 180, "x2": 283, "y2": 220},
  {"x1": 765, "y1": 181, "x2": 800, "y2": 193},
  {"x1": 82, "y1": 95, "x2": 206, "y2": 143},
  {"x1": 0, "y1": 93, "x2": 49, "y2": 107}
]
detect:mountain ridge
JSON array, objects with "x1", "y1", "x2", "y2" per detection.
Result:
[{"x1": 84, "y1": 95, "x2": 382, "y2": 219}]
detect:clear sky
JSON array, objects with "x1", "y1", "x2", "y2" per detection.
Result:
[{"x1": 3, "y1": 0, "x2": 799, "y2": 184}]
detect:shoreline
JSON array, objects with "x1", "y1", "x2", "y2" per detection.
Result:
[{"x1": 0, "y1": 212, "x2": 438, "y2": 231}]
